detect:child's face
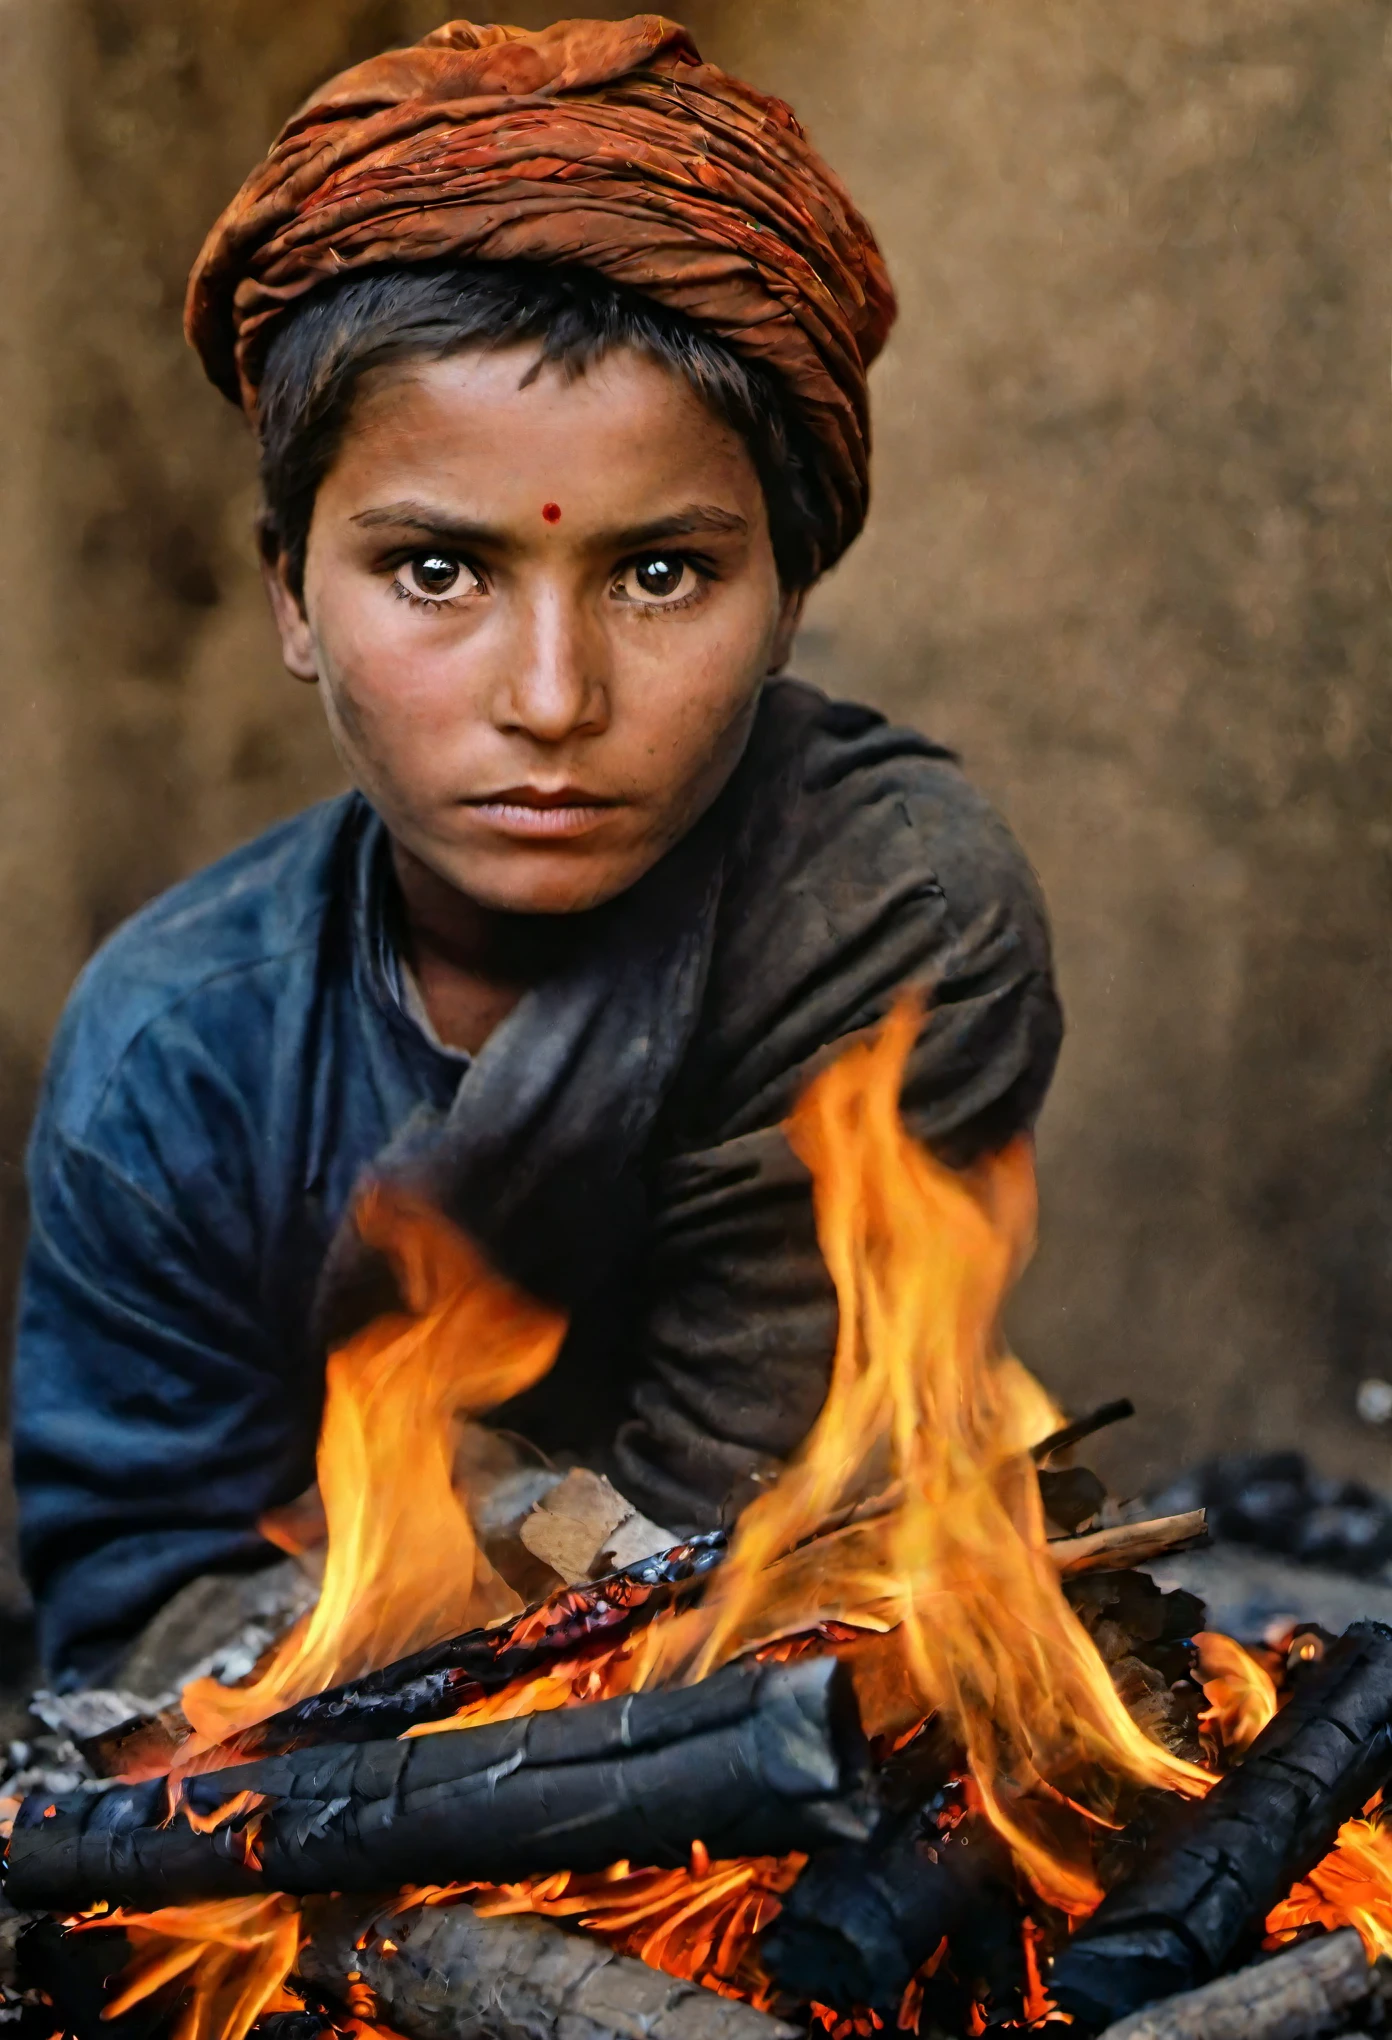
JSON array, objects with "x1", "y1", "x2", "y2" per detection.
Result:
[{"x1": 265, "y1": 344, "x2": 804, "y2": 915}]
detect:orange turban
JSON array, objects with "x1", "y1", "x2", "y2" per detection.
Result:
[{"x1": 186, "y1": 15, "x2": 895, "y2": 572}]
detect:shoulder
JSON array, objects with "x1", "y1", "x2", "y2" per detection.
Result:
[
  {"x1": 40, "y1": 794, "x2": 365, "y2": 1147},
  {"x1": 690, "y1": 680, "x2": 1058, "y2": 1131},
  {"x1": 725, "y1": 678, "x2": 1050, "y2": 971}
]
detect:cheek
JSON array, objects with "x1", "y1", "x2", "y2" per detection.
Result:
[
  {"x1": 624, "y1": 600, "x2": 775, "y2": 762},
  {"x1": 314, "y1": 597, "x2": 483, "y2": 752}
]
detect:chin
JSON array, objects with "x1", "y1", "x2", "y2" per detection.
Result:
[{"x1": 440, "y1": 848, "x2": 647, "y2": 917}]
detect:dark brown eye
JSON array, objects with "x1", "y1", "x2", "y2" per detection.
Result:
[
  {"x1": 634, "y1": 556, "x2": 683, "y2": 598},
  {"x1": 407, "y1": 553, "x2": 461, "y2": 597},
  {"x1": 618, "y1": 554, "x2": 699, "y2": 606}
]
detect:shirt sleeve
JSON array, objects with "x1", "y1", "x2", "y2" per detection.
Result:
[
  {"x1": 14, "y1": 1037, "x2": 313, "y2": 1687},
  {"x1": 607, "y1": 700, "x2": 1062, "y2": 1534}
]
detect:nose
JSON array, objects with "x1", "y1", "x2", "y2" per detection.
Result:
[{"x1": 492, "y1": 581, "x2": 609, "y2": 745}]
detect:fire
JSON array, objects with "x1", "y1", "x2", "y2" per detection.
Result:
[
  {"x1": 180, "y1": 1185, "x2": 566, "y2": 1750},
  {"x1": 628, "y1": 1000, "x2": 1209, "y2": 1912},
  {"x1": 84, "y1": 1895, "x2": 302, "y2": 2040},
  {"x1": 1194, "y1": 1631, "x2": 1279, "y2": 1755},
  {"x1": 1266, "y1": 1806, "x2": 1392, "y2": 1962},
  {"x1": 75, "y1": 1002, "x2": 1392, "y2": 2033},
  {"x1": 407, "y1": 1844, "x2": 806, "y2": 2006}
]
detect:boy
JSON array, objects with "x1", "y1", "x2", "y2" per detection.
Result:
[{"x1": 14, "y1": 16, "x2": 1061, "y2": 1686}]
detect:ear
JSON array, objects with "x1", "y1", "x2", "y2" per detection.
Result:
[
  {"x1": 767, "y1": 584, "x2": 808, "y2": 675},
  {"x1": 260, "y1": 544, "x2": 319, "y2": 684}
]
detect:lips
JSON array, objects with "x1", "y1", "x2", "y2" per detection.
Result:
[{"x1": 462, "y1": 786, "x2": 621, "y2": 841}]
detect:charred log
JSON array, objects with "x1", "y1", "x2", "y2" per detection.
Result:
[
  {"x1": 759, "y1": 1780, "x2": 1009, "y2": 2012},
  {"x1": 296, "y1": 1893, "x2": 799, "y2": 2040},
  {"x1": 211, "y1": 1534, "x2": 726, "y2": 1764},
  {"x1": 5, "y1": 1658, "x2": 872, "y2": 1913},
  {"x1": 1050, "y1": 1620, "x2": 1392, "y2": 2031},
  {"x1": 1091, "y1": 1928, "x2": 1382, "y2": 2040}
]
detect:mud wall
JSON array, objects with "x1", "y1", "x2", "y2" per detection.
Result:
[
  {"x1": 714, "y1": 0, "x2": 1392, "y2": 1497},
  {"x1": 0, "y1": 0, "x2": 1386, "y2": 1611}
]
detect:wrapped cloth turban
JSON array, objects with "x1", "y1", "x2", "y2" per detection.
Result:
[{"x1": 186, "y1": 14, "x2": 896, "y2": 574}]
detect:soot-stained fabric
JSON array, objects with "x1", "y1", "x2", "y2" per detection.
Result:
[
  {"x1": 14, "y1": 683, "x2": 1060, "y2": 1684},
  {"x1": 186, "y1": 14, "x2": 894, "y2": 576}
]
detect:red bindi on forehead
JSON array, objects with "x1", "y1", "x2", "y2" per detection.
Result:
[{"x1": 541, "y1": 502, "x2": 562, "y2": 523}]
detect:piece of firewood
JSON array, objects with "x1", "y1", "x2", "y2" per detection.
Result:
[
  {"x1": 196, "y1": 1534, "x2": 727, "y2": 1765},
  {"x1": 1032, "y1": 1398, "x2": 1136, "y2": 1465},
  {"x1": 789, "y1": 1495, "x2": 1205, "y2": 1578},
  {"x1": 1051, "y1": 1621, "x2": 1392, "y2": 2029},
  {"x1": 760, "y1": 1798, "x2": 1010, "y2": 2012},
  {"x1": 4, "y1": 1659, "x2": 873, "y2": 1913},
  {"x1": 297, "y1": 1893, "x2": 798, "y2": 2040},
  {"x1": 1092, "y1": 1927, "x2": 1377, "y2": 2040},
  {"x1": 1049, "y1": 1509, "x2": 1209, "y2": 1575}
]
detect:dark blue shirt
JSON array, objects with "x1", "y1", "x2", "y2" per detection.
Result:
[{"x1": 16, "y1": 798, "x2": 458, "y2": 1681}]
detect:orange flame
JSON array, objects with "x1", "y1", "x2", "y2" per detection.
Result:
[
  {"x1": 629, "y1": 1000, "x2": 1209, "y2": 1911},
  {"x1": 181, "y1": 1186, "x2": 566, "y2": 1749},
  {"x1": 405, "y1": 1843, "x2": 805, "y2": 2006},
  {"x1": 84, "y1": 1895, "x2": 302, "y2": 2040},
  {"x1": 1266, "y1": 1804, "x2": 1392, "y2": 1960},
  {"x1": 1195, "y1": 1631, "x2": 1279, "y2": 1755}
]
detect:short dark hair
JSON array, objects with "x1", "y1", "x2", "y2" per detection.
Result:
[{"x1": 254, "y1": 262, "x2": 835, "y2": 597}]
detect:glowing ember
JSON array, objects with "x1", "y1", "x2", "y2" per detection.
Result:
[{"x1": 1266, "y1": 1801, "x2": 1392, "y2": 1961}]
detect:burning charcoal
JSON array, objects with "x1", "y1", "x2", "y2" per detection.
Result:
[
  {"x1": 4, "y1": 1658, "x2": 872, "y2": 1912},
  {"x1": 212, "y1": 1533, "x2": 727, "y2": 1764},
  {"x1": 759, "y1": 1766, "x2": 1013, "y2": 2013},
  {"x1": 1064, "y1": 1570, "x2": 1205, "y2": 1654},
  {"x1": 296, "y1": 1893, "x2": 799, "y2": 2040},
  {"x1": 1089, "y1": 1927, "x2": 1381, "y2": 2040},
  {"x1": 1050, "y1": 1620, "x2": 1392, "y2": 2030},
  {"x1": 1065, "y1": 1571, "x2": 1207, "y2": 1765}
]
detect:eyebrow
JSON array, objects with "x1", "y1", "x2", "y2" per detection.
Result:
[
  {"x1": 608, "y1": 506, "x2": 750, "y2": 546},
  {"x1": 351, "y1": 503, "x2": 501, "y2": 545},
  {"x1": 350, "y1": 500, "x2": 750, "y2": 548}
]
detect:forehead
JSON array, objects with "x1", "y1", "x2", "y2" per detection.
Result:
[{"x1": 329, "y1": 344, "x2": 760, "y2": 517}]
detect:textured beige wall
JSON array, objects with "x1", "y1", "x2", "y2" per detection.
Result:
[
  {"x1": 705, "y1": 0, "x2": 1392, "y2": 1496},
  {"x1": 0, "y1": 0, "x2": 1387, "y2": 1596},
  {"x1": 0, "y1": 0, "x2": 80, "y2": 1614}
]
